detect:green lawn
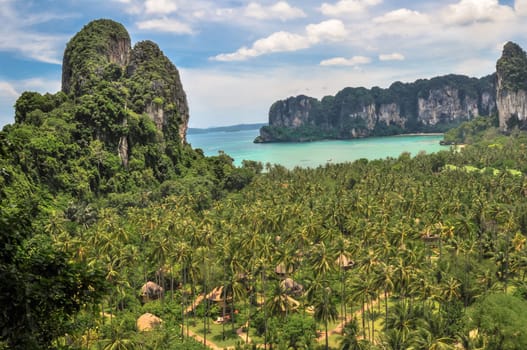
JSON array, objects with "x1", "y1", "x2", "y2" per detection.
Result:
[{"x1": 188, "y1": 319, "x2": 243, "y2": 348}]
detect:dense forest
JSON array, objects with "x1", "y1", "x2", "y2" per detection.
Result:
[{"x1": 3, "y1": 19, "x2": 527, "y2": 350}]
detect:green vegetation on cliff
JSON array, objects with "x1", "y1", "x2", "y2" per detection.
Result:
[
  {"x1": 62, "y1": 19, "x2": 130, "y2": 96},
  {"x1": 258, "y1": 74, "x2": 496, "y2": 142},
  {"x1": 497, "y1": 41, "x2": 527, "y2": 92}
]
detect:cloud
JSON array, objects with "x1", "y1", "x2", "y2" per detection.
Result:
[
  {"x1": 212, "y1": 19, "x2": 347, "y2": 61},
  {"x1": 320, "y1": 56, "x2": 371, "y2": 66},
  {"x1": 517, "y1": 0, "x2": 527, "y2": 15},
  {"x1": 0, "y1": 82, "x2": 19, "y2": 98},
  {"x1": 244, "y1": 2, "x2": 306, "y2": 21},
  {"x1": 212, "y1": 31, "x2": 310, "y2": 61},
  {"x1": 136, "y1": 17, "x2": 194, "y2": 34},
  {"x1": 0, "y1": 1, "x2": 67, "y2": 64},
  {"x1": 320, "y1": 0, "x2": 382, "y2": 17},
  {"x1": 379, "y1": 53, "x2": 405, "y2": 61},
  {"x1": 145, "y1": 0, "x2": 178, "y2": 15},
  {"x1": 373, "y1": 8, "x2": 429, "y2": 25},
  {"x1": 306, "y1": 19, "x2": 347, "y2": 43},
  {"x1": 441, "y1": 0, "x2": 514, "y2": 25}
]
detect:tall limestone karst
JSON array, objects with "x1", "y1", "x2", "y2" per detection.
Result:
[
  {"x1": 61, "y1": 19, "x2": 189, "y2": 165},
  {"x1": 62, "y1": 19, "x2": 131, "y2": 96},
  {"x1": 496, "y1": 41, "x2": 527, "y2": 131},
  {"x1": 256, "y1": 74, "x2": 496, "y2": 142}
]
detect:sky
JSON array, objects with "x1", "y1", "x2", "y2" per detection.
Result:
[{"x1": 1, "y1": 0, "x2": 527, "y2": 128}]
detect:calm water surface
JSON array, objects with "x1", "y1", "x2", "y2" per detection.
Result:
[{"x1": 187, "y1": 128, "x2": 447, "y2": 169}]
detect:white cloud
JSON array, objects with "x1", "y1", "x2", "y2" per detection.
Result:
[
  {"x1": 441, "y1": 0, "x2": 514, "y2": 25},
  {"x1": 320, "y1": 0, "x2": 382, "y2": 17},
  {"x1": 0, "y1": 82, "x2": 19, "y2": 98},
  {"x1": 373, "y1": 8, "x2": 429, "y2": 25},
  {"x1": 212, "y1": 19, "x2": 347, "y2": 61},
  {"x1": 145, "y1": 0, "x2": 178, "y2": 15},
  {"x1": 213, "y1": 31, "x2": 310, "y2": 61},
  {"x1": 320, "y1": 56, "x2": 371, "y2": 66},
  {"x1": 244, "y1": 1, "x2": 306, "y2": 21},
  {"x1": 517, "y1": 0, "x2": 527, "y2": 15},
  {"x1": 0, "y1": 1, "x2": 66, "y2": 64},
  {"x1": 379, "y1": 53, "x2": 405, "y2": 61},
  {"x1": 136, "y1": 17, "x2": 194, "y2": 34},
  {"x1": 306, "y1": 19, "x2": 347, "y2": 43}
]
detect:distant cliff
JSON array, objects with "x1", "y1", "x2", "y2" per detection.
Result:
[
  {"x1": 256, "y1": 74, "x2": 496, "y2": 142},
  {"x1": 496, "y1": 42, "x2": 527, "y2": 131}
]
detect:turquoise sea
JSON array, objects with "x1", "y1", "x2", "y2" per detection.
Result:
[{"x1": 187, "y1": 128, "x2": 447, "y2": 169}]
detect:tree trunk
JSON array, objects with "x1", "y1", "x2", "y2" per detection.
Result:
[
  {"x1": 325, "y1": 317, "x2": 329, "y2": 350},
  {"x1": 384, "y1": 289, "x2": 388, "y2": 331}
]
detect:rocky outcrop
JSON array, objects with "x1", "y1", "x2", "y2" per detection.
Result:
[
  {"x1": 62, "y1": 19, "x2": 131, "y2": 96},
  {"x1": 496, "y1": 42, "x2": 527, "y2": 130},
  {"x1": 257, "y1": 74, "x2": 496, "y2": 142},
  {"x1": 61, "y1": 19, "x2": 190, "y2": 165},
  {"x1": 417, "y1": 87, "x2": 479, "y2": 125},
  {"x1": 269, "y1": 95, "x2": 318, "y2": 128},
  {"x1": 126, "y1": 40, "x2": 190, "y2": 143}
]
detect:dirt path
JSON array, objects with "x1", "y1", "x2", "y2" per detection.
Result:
[
  {"x1": 316, "y1": 295, "x2": 386, "y2": 343},
  {"x1": 184, "y1": 293, "x2": 205, "y2": 316},
  {"x1": 236, "y1": 322, "x2": 252, "y2": 344},
  {"x1": 183, "y1": 325, "x2": 234, "y2": 350}
]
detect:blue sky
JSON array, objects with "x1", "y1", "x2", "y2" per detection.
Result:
[{"x1": 1, "y1": 0, "x2": 526, "y2": 128}]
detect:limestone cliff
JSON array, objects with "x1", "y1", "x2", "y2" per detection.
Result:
[
  {"x1": 496, "y1": 42, "x2": 527, "y2": 130},
  {"x1": 257, "y1": 74, "x2": 496, "y2": 142},
  {"x1": 126, "y1": 40, "x2": 189, "y2": 143},
  {"x1": 62, "y1": 19, "x2": 131, "y2": 96},
  {"x1": 269, "y1": 95, "x2": 318, "y2": 128},
  {"x1": 61, "y1": 19, "x2": 190, "y2": 165}
]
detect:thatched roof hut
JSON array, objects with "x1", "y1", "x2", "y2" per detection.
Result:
[
  {"x1": 275, "y1": 263, "x2": 293, "y2": 276},
  {"x1": 137, "y1": 313, "x2": 162, "y2": 332},
  {"x1": 207, "y1": 286, "x2": 232, "y2": 303},
  {"x1": 336, "y1": 253, "x2": 354, "y2": 270},
  {"x1": 140, "y1": 281, "x2": 164, "y2": 303},
  {"x1": 280, "y1": 278, "x2": 304, "y2": 296}
]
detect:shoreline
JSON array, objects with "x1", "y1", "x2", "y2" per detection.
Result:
[{"x1": 395, "y1": 132, "x2": 444, "y2": 137}]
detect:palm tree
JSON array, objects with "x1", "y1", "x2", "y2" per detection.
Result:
[
  {"x1": 266, "y1": 280, "x2": 297, "y2": 318},
  {"x1": 314, "y1": 286, "x2": 339, "y2": 350},
  {"x1": 339, "y1": 319, "x2": 368, "y2": 350}
]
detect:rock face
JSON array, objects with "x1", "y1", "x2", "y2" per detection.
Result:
[
  {"x1": 496, "y1": 42, "x2": 527, "y2": 131},
  {"x1": 62, "y1": 19, "x2": 131, "y2": 96},
  {"x1": 61, "y1": 19, "x2": 190, "y2": 165},
  {"x1": 126, "y1": 40, "x2": 189, "y2": 143},
  {"x1": 257, "y1": 74, "x2": 496, "y2": 142},
  {"x1": 269, "y1": 95, "x2": 319, "y2": 128}
]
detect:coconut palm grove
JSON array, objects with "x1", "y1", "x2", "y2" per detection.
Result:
[{"x1": 4, "y1": 19, "x2": 527, "y2": 350}]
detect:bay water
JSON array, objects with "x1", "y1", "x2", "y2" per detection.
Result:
[{"x1": 187, "y1": 128, "x2": 446, "y2": 169}]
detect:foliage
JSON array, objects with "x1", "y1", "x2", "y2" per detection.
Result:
[
  {"x1": 442, "y1": 114, "x2": 499, "y2": 144},
  {"x1": 497, "y1": 41, "x2": 527, "y2": 91},
  {"x1": 62, "y1": 19, "x2": 130, "y2": 96},
  {"x1": 468, "y1": 293, "x2": 527, "y2": 350}
]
